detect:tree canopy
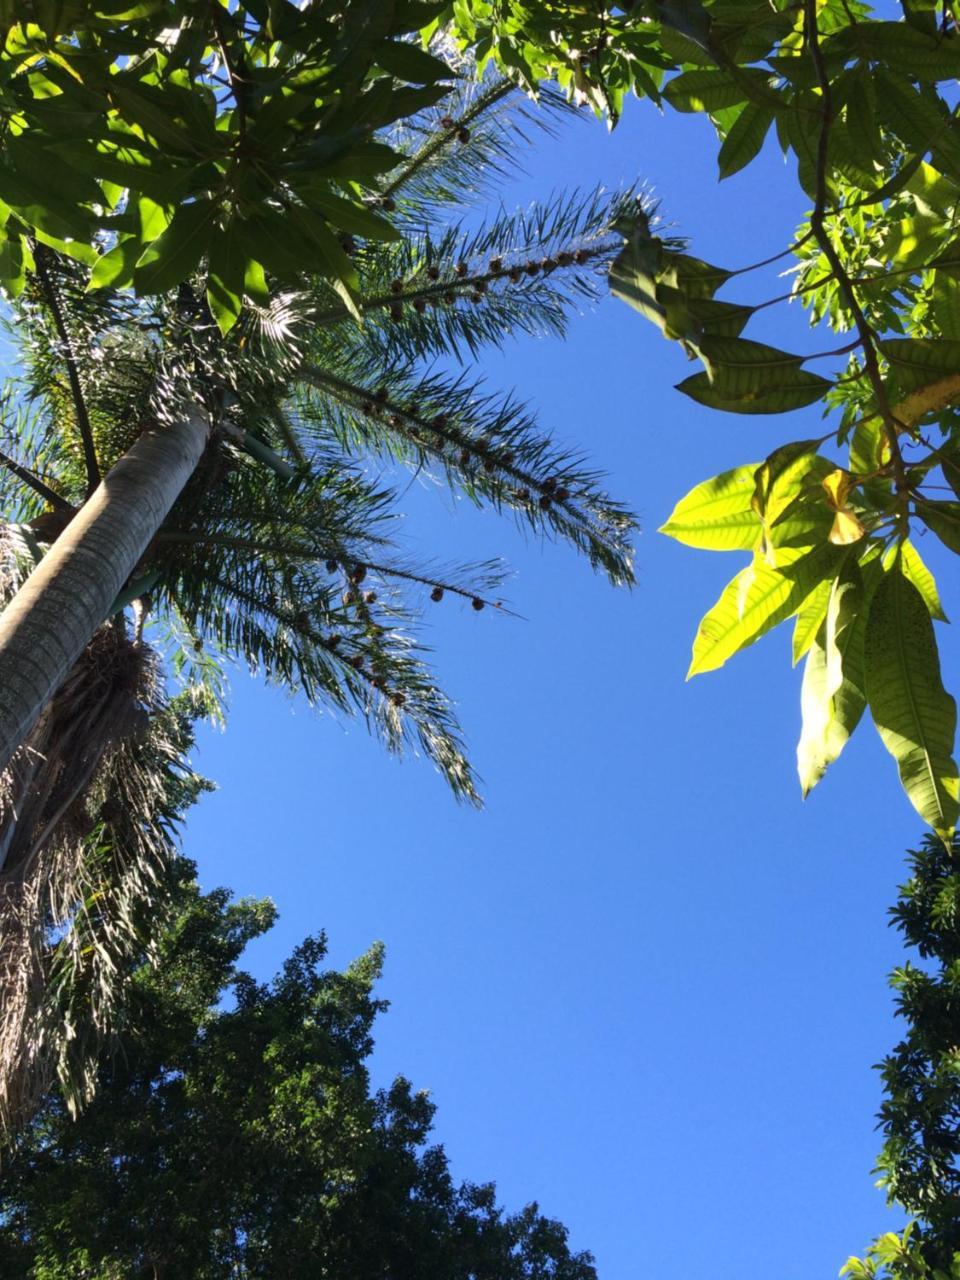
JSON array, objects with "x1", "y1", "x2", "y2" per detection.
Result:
[
  {"x1": 5, "y1": 2, "x2": 960, "y2": 837},
  {"x1": 0, "y1": 860, "x2": 596, "y2": 1280}
]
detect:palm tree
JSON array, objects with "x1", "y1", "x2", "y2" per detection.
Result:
[{"x1": 0, "y1": 79, "x2": 638, "y2": 1129}]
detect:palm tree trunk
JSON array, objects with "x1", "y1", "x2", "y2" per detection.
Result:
[{"x1": 0, "y1": 410, "x2": 209, "y2": 785}]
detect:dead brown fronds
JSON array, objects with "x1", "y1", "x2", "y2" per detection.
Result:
[{"x1": 0, "y1": 616, "x2": 185, "y2": 1139}]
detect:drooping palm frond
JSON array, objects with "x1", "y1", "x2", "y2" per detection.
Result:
[{"x1": 0, "y1": 628, "x2": 209, "y2": 1135}]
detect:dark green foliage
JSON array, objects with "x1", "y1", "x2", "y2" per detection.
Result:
[
  {"x1": 878, "y1": 838, "x2": 960, "y2": 1260},
  {"x1": 844, "y1": 837, "x2": 960, "y2": 1278},
  {"x1": 0, "y1": 874, "x2": 596, "y2": 1280}
]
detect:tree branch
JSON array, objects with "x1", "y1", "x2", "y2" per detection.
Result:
[{"x1": 803, "y1": 0, "x2": 909, "y2": 501}]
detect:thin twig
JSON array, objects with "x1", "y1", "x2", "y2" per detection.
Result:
[{"x1": 728, "y1": 228, "x2": 817, "y2": 277}]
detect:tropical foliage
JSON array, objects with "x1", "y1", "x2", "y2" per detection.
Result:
[
  {"x1": 442, "y1": 0, "x2": 960, "y2": 841},
  {"x1": 0, "y1": 1, "x2": 459, "y2": 333},
  {"x1": 0, "y1": 64, "x2": 637, "y2": 1129},
  {"x1": 0, "y1": 860, "x2": 596, "y2": 1280},
  {"x1": 843, "y1": 836, "x2": 960, "y2": 1280}
]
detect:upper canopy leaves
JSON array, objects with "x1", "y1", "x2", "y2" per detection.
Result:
[{"x1": 0, "y1": 1, "x2": 454, "y2": 329}]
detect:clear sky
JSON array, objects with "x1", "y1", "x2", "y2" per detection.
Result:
[{"x1": 181, "y1": 95, "x2": 960, "y2": 1279}]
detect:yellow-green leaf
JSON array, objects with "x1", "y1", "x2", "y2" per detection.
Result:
[
  {"x1": 792, "y1": 576, "x2": 833, "y2": 665},
  {"x1": 865, "y1": 566, "x2": 959, "y2": 840},
  {"x1": 900, "y1": 538, "x2": 947, "y2": 620},
  {"x1": 688, "y1": 543, "x2": 841, "y2": 677},
  {"x1": 659, "y1": 462, "x2": 760, "y2": 550},
  {"x1": 798, "y1": 635, "x2": 855, "y2": 796}
]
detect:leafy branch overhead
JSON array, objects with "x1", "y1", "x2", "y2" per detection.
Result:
[
  {"x1": 0, "y1": 1, "x2": 458, "y2": 332},
  {"x1": 443, "y1": 0, "x2": 960, "y2": 841}
]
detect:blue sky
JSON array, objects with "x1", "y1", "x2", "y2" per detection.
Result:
[{"x1": 181, "y1": 96, "x2": 959, "y2": 1278}]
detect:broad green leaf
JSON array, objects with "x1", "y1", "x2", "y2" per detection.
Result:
[
  {"x1": 899, "y1": 538, "x2": 947, "y2": 620},
  {"x1": 88, "y1": 235, "x2": 140, "y2": 290},
  {"x1": 688, "y1": 543, "x2": 841, "y2": 676},
  {"x1": 678, "y1": 337, "x2": 832, "y2": 414},
  {"x1": 133, "y1": 199, "x2": 217, "y2": 295},
  {"x1": 659, "y1": 462, "x2": 761, "y2": 550},
  {"x1": 243, "y1": 257, "x2": 270, "y2": 306},
  {"x1": 717, "y1": 102, "x2": 774, "y2": 178},
  {"x1": 844, "y1": 20, "x2": 960, "y2": 81},
  {"x1": 798, "y1": 555, "x2": 877, "y2": 795},
  {"x1": 792, "y1": 576, "x2": 833, "y2": 665},
  {"x1": 880, "y1": 213, "x2": 943, "y2": 271},
  {"x1": 798, "y1": 635, "x2": 855, "y2": 796},
  {"x1": 32, "y1": 229, "x2": 99, "y2": 267},
  {"x1": 206, "y1": 221, "x2": 245, "y2": 336},
  {"x1": 918, "y1": 499, "x2": 960, "y2": 554},
  {"x1": 880, "y1": 338, "x2": 960, "y2": 398},
  {"x1": 842, "y1": 68, "x2": 884, "y2": 167},
  {"x1": 932, "y1": 273, "x2": 960, "y2": 339},
  {"x1": 375, "y1": 39, "x2": 452, "y2": 82},
  {"x1": 865, "y1": 566, "x2": 959, "y2": 840},
  {"x1": 664, "y1": 68, "x2": 768, "y2": 114},
  {"x1": 849, "y1": 416, "x2": 888, "y2": 475},
  {"x1": 290, "y1": 186, "x2": 401, "y2": 241},
  {"x1": 752, "y1": 440, "x2": 822, "y2": 525}
]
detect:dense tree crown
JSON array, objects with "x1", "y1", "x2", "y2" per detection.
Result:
[
  {"x1": 843, "y1": 837, "x2": 960, "y2": 1280},
  {"x1": 0, "y1": 862, "x2": 596, "y2": 1280}
]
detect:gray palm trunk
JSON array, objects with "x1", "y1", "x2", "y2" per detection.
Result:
[{"x1": 0, "y1": 410, "x2": 209, "y2": 820}]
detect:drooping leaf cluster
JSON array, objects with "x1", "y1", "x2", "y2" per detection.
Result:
[
  {"x1": 444, "y1": 0, "x2": 960, "y2": 839},
  {"x1": 0, "y1": 866, "x2": 596, "y2": 1280}
]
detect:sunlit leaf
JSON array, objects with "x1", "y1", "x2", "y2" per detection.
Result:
[
  {"x1": 688, "y1": 543, "x2": 841, "y2": 676},
  {"x1": 865, "y1": 565, "x2": 959, "y2": 840},
  {"x1": 659, "y1": 462, "x2": 760, "y2": 550}
]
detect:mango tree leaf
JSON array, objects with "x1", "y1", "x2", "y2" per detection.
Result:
[
  {"x1": 718, "y1": 102, "x2": 774, "y2": 178},
  {"x1": 659, "y1": 461, "x2": 761, "y2": 550},
  {"x1": 864, "y1": 565, "x2": 959, "y2": 840},
  {"x1": 917, "y1": 499, "x2": 960, "y2": 554},
  {"x1": 678, "y1": 337, "x2": 832, "y2": 414},
  {"x1": 88, "y1": 235, "x2": 140, "y2": 290},
  {"x1": 664, "y1": 67, "x2": 770, "y2": 113},
  {"x1": 133, "y1": 199, "x2": 217, "y2": 295},
  {"x1": 879, "y1": 338, "x2": 960, "y2": 395},
  {"x1": 243, "y1": 257, "x2": 271, "y2": 305},
  {"x1": 843, "y1": 21, "x2": 960, "y2": 81},
  {"x1": 899, "y1": 538, "x2": 947, "y2": 620},
  {"x1": 375, "y1": 39, "x2": 452, "y2": 82},
  {"x1": 932, "y1": 273, "x2": 960, "y2": 339},
  {"x1": 206, "y1": 220, "x2": 246, "y2": 336},
  {"x1": 688, "y1": 542, "x2": 841, "y2": 676},
  {"x1": 792, "y1": 576, "x2": 833, "y2": 666},
  {"x1": 797, "y1": 555, "x2": 877, "y2": 795},
  {"x1": 288, "y1": 185, "x2": 401, "y2": 240},
  {"x1": 798, "y1": 635, "x2": 854, "y2": 797}
]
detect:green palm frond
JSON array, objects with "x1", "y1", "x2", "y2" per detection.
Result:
[
  {"x1": 0, "y1": 77, "x2": 640, "y2": 807},
  {"x1": 380, "y1": 78, "x2": 578, "y2": 216}
]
